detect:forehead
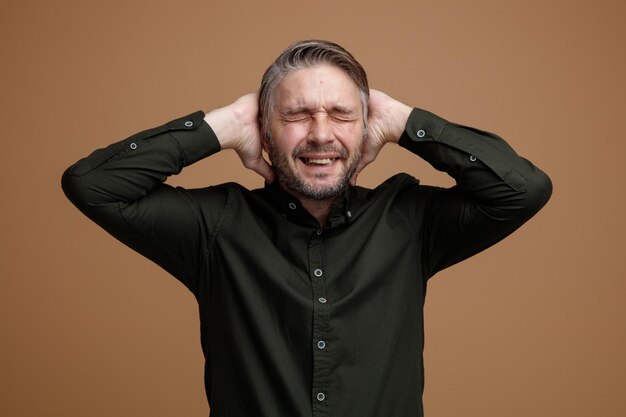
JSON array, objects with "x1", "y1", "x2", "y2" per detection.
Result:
[{"x1": 274, "y1": 65, "x2": 362, "y2": 111}]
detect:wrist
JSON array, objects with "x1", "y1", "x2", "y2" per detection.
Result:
[
  {"x1": 204, "y1": 106, "x2": 238, "y2": 150},
  {"x1": 388, "y1": 103, "x2": 412, "y2": 144}
]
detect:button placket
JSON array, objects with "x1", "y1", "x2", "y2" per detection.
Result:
[{"x1": 309, "y1": 230, "x2": 329, "y2": 416}]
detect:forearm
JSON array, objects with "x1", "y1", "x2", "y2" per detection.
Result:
[
  {"x1": 62, "y1": 111, "x2": 220, "y2": 210},
  {"x1": 399, "y1": 108, "x2": 552, "y2": 221}
]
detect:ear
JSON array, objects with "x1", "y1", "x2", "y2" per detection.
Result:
[
  {"x1": 258, "y1": 112, "x2": 271, "y2": 154},
  {"x1": 261, "y1": 133, "x2": 271, "y2": 154}
]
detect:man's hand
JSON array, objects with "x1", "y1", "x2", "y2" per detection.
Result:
[
  {"x1": 350, "y1": 89, "x2": 412, "y2": 185},
  {"x1": 204, "y1": 93, "x2": 276, "y2": 184}
]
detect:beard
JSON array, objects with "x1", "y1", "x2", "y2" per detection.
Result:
[{"x1": 268, "y1": 142, "x2": 361, "y2": 201}]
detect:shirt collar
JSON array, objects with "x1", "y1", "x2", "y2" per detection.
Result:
[{"x1": 261, "y1": 181, "x2": 359, "y2": 228}]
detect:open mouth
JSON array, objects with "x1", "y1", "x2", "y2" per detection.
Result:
[{"x1": 299, "y1": 157, "x2": 339, "y2": 166}]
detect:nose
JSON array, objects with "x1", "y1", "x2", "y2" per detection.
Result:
[{"x1": 308, "y1": 114, "x2": 333, "y2": 145}]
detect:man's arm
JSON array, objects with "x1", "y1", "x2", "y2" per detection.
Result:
[
  {"x1": 360, "y1": 90, "x2": 552, "y2": 277},
  {"x1": 61, "y1": 94, "x2": 271, "y2": 294}
]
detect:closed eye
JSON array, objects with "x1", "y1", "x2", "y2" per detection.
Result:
[
  {"x1": 280, "y1": 109, "x2": 359, "y2": 123},
  {"x1": 329, "y1": 108, "x2": 359, "y2": 122},
  {"x1": 281, "y1": 112, "x2": 312, "y2": 123},
  {"x1": 331, "y1": 115, "x2": 358, "y2": 122},
  {"x1": 283, "y1": 117, "x2": 310, "y2": 124}
]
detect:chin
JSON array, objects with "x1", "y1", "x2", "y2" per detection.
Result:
[
  {"x1": 294, "y1": 178, "x2": 348, "y2": 200},
  {"x1": 275, "y1": 163, "x2": 353, "y2": 201}
]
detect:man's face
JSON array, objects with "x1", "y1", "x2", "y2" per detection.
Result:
[{"x1": 264, "y1": 64, "x2": 365, "y2": 201}]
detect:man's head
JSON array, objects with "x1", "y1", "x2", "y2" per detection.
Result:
[
  {"x1": 259, "y1": 40, "x2": 370, "y2": 141},
  {"x1": 259, "y1": 40, "x2": 370, "y2": 201}
]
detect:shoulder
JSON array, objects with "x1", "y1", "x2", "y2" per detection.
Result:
[
  {"x1": 177, "y1": 182, "x2": 255, "y2": 210},
  {"x1": 355, "y1": 173, "x2": 423, "y2": 201},
  {"x1": 352, "y1": 173, "x2": 448, "y2": 214}
]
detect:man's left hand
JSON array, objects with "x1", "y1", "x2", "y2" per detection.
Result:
[{"x1": 350, "y1": 89, "x2": 412, "y2": 185}]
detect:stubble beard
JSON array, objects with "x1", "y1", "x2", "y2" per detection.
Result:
[{"x1": 268, "y1": 143, "x2": 361, "y2": 201}]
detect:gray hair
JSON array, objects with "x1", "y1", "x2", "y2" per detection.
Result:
[{"x1": 259, "y1": 40, "x2": 369, "y2": 141}]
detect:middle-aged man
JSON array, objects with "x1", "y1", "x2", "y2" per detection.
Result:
[{"x1": 62, "y1": 40, "x2": 552, "y2": 416}]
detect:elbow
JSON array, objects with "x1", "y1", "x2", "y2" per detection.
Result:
[
  {"x1": 61, "y1": 165, "x2": 92, "y2": 213},
  {"x1": 480, "y1": 166, "x2": 552, "y2": 223},
  {"x1": 519, "y1": 167, "x2": 553, "y2": 219},
  {"x1": 61, "y1": 166, "x2": 82, "y2": 207}
]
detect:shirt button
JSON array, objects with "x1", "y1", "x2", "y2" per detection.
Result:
[
  {"x1": 184, "y1": 120, "x2": 193, "y2": 127},
  {"x1": 288, "y1": 202, "x2": 297, "y2": 210},
  {"x1": 316, "y1": 228, "x2": 323, "y2": 235},
  {"x1": 417, "y1": 129, "x2": 426, "y2": 138},
  {"x1": 314, "y1": 269, "x2": 323, "y2": 277},
  {"x1": 469, "y1": 154, "x2": 477, "y2": 162},
  {"x1": 316, "y1": 392, "x2": 325, "y2": 402},
  {"x1": 317, "y1": 340, "x2": 326, "y2": 349},
  {"x1": 318, "y1": 297, "x2": 327, "y2": 304},
  {"x1": 129, "y1": 142, "x2": 137, "y2": 150},
  {"x1": 346, "y1": 210, "x2": 352, "y2": 218}
]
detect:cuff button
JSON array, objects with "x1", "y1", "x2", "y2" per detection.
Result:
[
  {"x1": 416, "y1": 129, "x2": 426, "y2": 138},
  {"x1": 184, "y1": 120, "x2": 194, "y2": 127}
]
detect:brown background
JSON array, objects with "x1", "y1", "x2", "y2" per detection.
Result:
[{"x1": 1, "y1": 0, "x2": 625, "y2": 416}]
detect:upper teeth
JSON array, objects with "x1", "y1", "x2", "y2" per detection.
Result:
[{"x1": 307, "y1": 158, "x2": 332, "y2": 165}]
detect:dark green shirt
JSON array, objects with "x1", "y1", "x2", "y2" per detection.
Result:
[{"x1": 62, "y1": 108, "x2": 551, "y2": 417}]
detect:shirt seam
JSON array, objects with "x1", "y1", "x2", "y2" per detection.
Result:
[
  {"x1": 205, "y1": 186, "x2": 232, "y2": 256},
  {"x1": 165, "y1": 131, "x2": 188, "y2": 166}
]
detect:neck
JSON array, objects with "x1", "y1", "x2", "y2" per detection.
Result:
[
  {"x1": 277, "y1": 182, "x2": 343, "y2": 225},
  {"x1": 298, "y1": 195, "x2": 340, "y2": 226}
]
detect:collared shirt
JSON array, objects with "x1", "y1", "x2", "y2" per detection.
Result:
[{"x1": 62, "y1": 108, "x2": 551, "y2": 417}]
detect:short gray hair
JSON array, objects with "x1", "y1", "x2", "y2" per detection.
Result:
[{"x1": 259, "y1": 40, "x2": 369, "y2": 141}]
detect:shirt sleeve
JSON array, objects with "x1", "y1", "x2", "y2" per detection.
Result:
[
  {"x1": 61, "y1": 111, "x2": 225, "y2": 295},
  {"x1": 397, "y1": 108, "x2": 553, "y2": 278}
]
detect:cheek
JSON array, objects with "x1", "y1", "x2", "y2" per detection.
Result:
[
  {"x1": 272, "y1": 124, "x2": 310, "y2": 146},
  {"x1": 334, "y1": 124, "x2": 364, "y2": 149},
  {"x1": 269, "y1": 128, "x2": 300, "y2": 156}
]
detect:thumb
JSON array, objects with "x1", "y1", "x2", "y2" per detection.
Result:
[
  {"x1": 350, "y1": 143, "x2": 379, "y2": 186},
  {"x1": 349, "y1": 163, "x2": 365, "y2": 186},
  {"x1": 349, "y1": 172, "x2": 359, "y2": 187},
  {"x1": 249, "y1": 157, "x2": 276, "y2": 184}
]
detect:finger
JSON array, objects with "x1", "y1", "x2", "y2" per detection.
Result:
[
  {"x1": 249, "y1": 157, "x2": 276, "y2": 184},
  {"x1": 350, "y1": 161, "x2": 367, "y2": 186},
  {"x1": 349, "y1": 171, "x2": 359, "y2": 186}
]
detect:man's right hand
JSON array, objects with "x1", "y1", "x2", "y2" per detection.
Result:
[{"x1": 204, "y1": 93, "x2": 276, "y2": 184}]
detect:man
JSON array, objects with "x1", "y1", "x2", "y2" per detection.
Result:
[{"x1": 62, "y1": 40, "x2": 552, "y2": 416}]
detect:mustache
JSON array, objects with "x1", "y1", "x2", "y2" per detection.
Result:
[{"x1": 292, "y1": 144, "x2": 348, "y2": 159}]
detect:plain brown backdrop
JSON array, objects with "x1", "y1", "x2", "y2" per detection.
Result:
[{"x1": 1, "y1": 0, "x2": 625, "y2": 416}]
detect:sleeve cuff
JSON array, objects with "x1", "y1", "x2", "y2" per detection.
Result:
[
  {"x1": 398, "y1": 107, "x2": 449, "y2": 147},
  {"x1": 165, "y1": 110, "x2": 221, "y2": 166}
]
